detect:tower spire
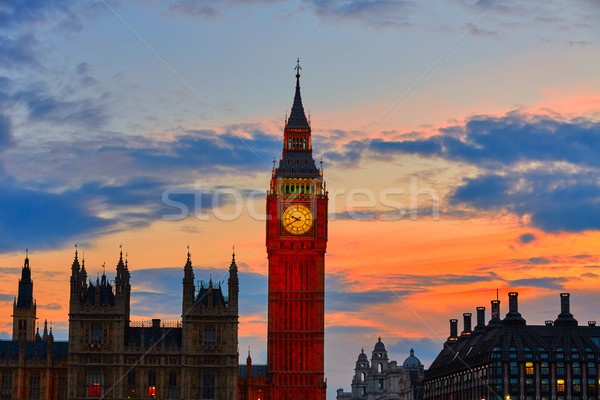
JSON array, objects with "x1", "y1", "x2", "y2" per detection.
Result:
[{"x1": 285, "y1": 58, "x2": 309, "y2": 130}]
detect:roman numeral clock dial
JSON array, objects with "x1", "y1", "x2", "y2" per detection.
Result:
[{"x1": 282, "y1": 204, "x2": 313, "y2": 235}]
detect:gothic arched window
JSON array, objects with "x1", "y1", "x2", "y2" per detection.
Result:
[
  {"x1": 91, "y1": 325, "x2": 102, "y2": 345},
  {"x1": 204, "y1": 326, "x2": 216, "y2": 350}
]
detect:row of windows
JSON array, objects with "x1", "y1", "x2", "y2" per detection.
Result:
[
  {"x1": 89, "y1": 371, "x2": 217, "y2": 399},
  {"x1": 286, "y1": 137, "x2": 309, "y2": 150},
  {"x1": 0, "y1": 373, "x2": 66, "y2": 400}
]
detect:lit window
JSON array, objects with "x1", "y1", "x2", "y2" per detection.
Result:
[
  {"x1": 86, "y1": 371, "x2": 103, "y2": 398},
  {"x1": 526, "y1": 362, "x2": 534, "y2": 375},
  {"x1": 557, "y1": 379, "x2": 565, "y2": 392}
]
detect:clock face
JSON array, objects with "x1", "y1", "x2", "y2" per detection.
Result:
[{"x1": 282, "y1": 204, "x2": 313, "y2": 235}]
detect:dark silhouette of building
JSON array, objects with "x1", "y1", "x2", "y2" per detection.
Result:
[
  {"x1": 425, "y1": 292, "x2": 600, "y2": 400},
  {"x1": 265, "y1": 58, "x2": 328, "y2": 399}
]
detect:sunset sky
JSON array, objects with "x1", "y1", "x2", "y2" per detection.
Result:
[{"x1": 1, "y1": 0, "x2": 599, "y2": 397}]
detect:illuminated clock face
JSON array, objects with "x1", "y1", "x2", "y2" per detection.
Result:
[{"x1": 282, "y1": 204, "x2": 313, "y2": 235}]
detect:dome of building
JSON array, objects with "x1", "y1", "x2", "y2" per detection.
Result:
[
  {"x1": 403, "y1": 348, "x2": 422, "y2": 370},
  {"x1": 374, "y1": 336, "x2": 386, "y2": 351},
  {"x1": 358, "y1": 348, "x2": 368, "y2": 361}
]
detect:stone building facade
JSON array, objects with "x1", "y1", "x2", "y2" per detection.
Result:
[
  {"x1": 336, "y1": 337, "x2": 425, "y2": 400},
  {"x1": 0, "y1": 249, "x2": 238, "y2": 400},
  {"x1": 0, "y1": 255, "x2": 68, "y2": 399}
]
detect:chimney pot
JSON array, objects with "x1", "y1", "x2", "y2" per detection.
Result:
[
  {"x1": 589, "y1": 321, "x2": 596, "y2": 326},
  {"x1": 545, "y1": 320, "x2": 553, "y2": 326}
]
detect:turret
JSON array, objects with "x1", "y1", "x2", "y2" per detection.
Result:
[
  {"x1": 12, "y1": 251, "x2": 37, "y2": 341},
  {"x1": 228, "y1": 249, "x2": 239, "y2": 312},
  {"x1": 115, "y1": 248, "x2": 131, "y2": 297},
  {"x1": 182, "y1": 247, "x2": 195, "y2": 315},
  {"x1": 246, "y1": 347, "x2": 252, "y2": 379}
]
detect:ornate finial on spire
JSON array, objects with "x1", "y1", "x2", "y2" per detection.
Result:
[
  {"x1": 295, "y1": 58, "x2": 301, "y2": 77},
  {"x1": 294, "y1": 58, "x2": 302, "y2": 86},
  {"x1": 74, "y1": 242, "x2": 78, "y2": 258},
  {"x1": 361, "y1": 347, "x2": 364, "y2": 353},
  {"x1": 248, "y1": 345, "x2": 251, "y2": 357},
  {"x1": 26, "y1": 248, "x2": 28, "y2": 258},
  {"x1": 378, "y1": 336, "x2": 381, "y2": 342},
  {"x1": 232, "y1": 245, "x2": 235, "y2": 261},
  {"x1": 102, "y1": 262, "x2": 106, "y2": 276},
  {"x1": 119, "y1": 243, "x2": 123, "y2": 260}
]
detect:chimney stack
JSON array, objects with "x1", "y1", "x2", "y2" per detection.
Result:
[
  {"x1": 488, "y1": 299, "x2": 501, "y2": 327},
  {"x1": 447, "y1": 319, "x2": 458, "y2": 342},
  {"x1": 503, "y1": 292, "x2": 526, "y2": 326},
  {"x1": 474, "y1": 307, "x2": 486, "y2": 333},
  {"x1": 554, "y1": 293, "x2": 578, "y2": 326},
  {"x1": 461, "y1": 313, "x2": 472, "y2": 336},
  {"x1": 589, "y1": 321, "x2": 596, "y2": 326}
]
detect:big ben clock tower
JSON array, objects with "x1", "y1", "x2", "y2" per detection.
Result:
[{"x1": 266, "y1": 59, "x2": 328, "y2": 400}]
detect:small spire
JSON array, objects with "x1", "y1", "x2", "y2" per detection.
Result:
[
  {"x1": 232, "y1": 245, "x2": 235, "y2": 261},
  {"x1": 102, "y1": 262, "x2": 106, "y2": 276},
  {"x1": 378, "y1": 336, "x2": 381, "y2": 342},
  {"x1": 119, "y1": 244, "x2": 123, "y2": 261},
  {"x1": 43, "y1": 319, "x2": 48, "y2": 341},
  {"x1": 248, "y1": 345, "x2": 251, "y2": 358},
  {"x1": 26, "y1": 248, "x2": 28, "y2": 258},
  {"x1": 361, "y1": 348, "x2": 364, "y2": 353}
]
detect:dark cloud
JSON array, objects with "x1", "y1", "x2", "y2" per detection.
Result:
[
  {"x1": 0, "y1": 175, "x2": 112, "y2": 252},
  {"x1": 0, "y1": 293, "x2": 14, "y2": 302},
  {"x1": 450, "y1": 169, "x2": 600, "y2": 233},
  {"x1": 0, "y1": 113, "x2": 13, "y2": 149},
  {"x1": 509, "y1": 277, "x2": 567, "y2": 290},
  {"x1": 307, "y1": 0, "x2": 416, "y2": 28},
  {"x1": 40, "y1": 303, "x2": 62, "y2": 310},
  {"x1": 518, "y1": 233, "x2": 536, "y2": 245},
  {"x1": 14, "y1": 87, "x2": 109, "y2": 128},
  {"x1": 0, "y1": 35, "x2": 38, "y2": 69},
  {"x1": 127, "y1": 129, "x2": 280, "y2": 172},
  {"x1": 364, "y1": 113, "x2": 600, "y2": 168},
  {"x1": 326, "y1": 112, "x2": 600, "y2": 234}
]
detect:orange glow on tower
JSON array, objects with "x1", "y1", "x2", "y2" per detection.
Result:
[{"x1": 266, "y1": 59, "x2": 328, "y2": 399}]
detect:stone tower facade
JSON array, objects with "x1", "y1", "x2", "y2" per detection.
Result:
[
  {"x1": 266, "y1": 59, "x2": 328, "y2": 399},
  {"x1": 67, "y1": 248, "x2": 238, "y2": 399},
  {"x1": 12, "y1": 254, "x2": 37, "y2": 341}
]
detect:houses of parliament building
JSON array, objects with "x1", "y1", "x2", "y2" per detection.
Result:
[{"x1": 0, "y1": 249, "x2": 239, "y2": 400}]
